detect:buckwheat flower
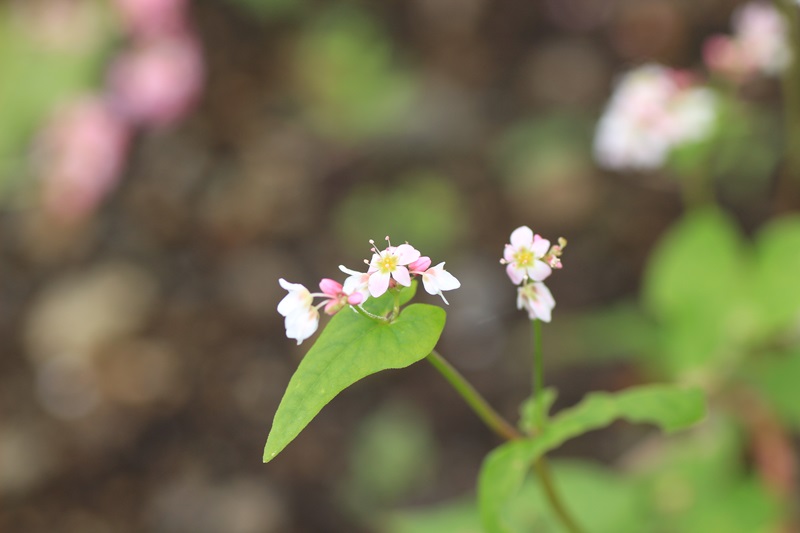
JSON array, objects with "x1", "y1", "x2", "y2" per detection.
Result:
[
  {"x1": 420, "y1": 263, "x2": 461, "y2": 304},
  {"x1": 284, "y1": 306, "x2": 320, "y2": 345},
  {"x1": 517, "y1": 282, "x2": 556, "y2": 323},
  {"x1": 367, "y1": 239, "x2": 421, "y2": 297},
  {"x1": 339, "y1": 266, "x2": 371, "y2": 304},
  {"x1": 277, "y1": 279, "x2": 319, "y2": 344},
  {"x1": 594, "y1": 64, "x2": 718, "y2": 171},
  {"x1": 407, "y1": 256, "x2": 432, "y2": 275},
  {"x1": 501, "y1": 226, "x2": 552, "y2": 285}
]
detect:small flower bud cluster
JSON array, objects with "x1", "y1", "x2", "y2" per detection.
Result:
[
  {"x1": 500, "y1": 226, "x2": 566, "y2": 323},
  {"x1": 278, "y1": 237, "x2": 460, "y2": 345}
]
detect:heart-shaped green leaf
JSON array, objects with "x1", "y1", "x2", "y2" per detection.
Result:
[
  {"x1": 478, "y1": 384, "x2": 706, "y2": 533},
  {"x1": 264, "y1": 303, "x2": 446, "y2": 462}
]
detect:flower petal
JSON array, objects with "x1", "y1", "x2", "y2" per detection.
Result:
[
  {"x1": 392, "y1": 266, "x2": 411, "y2": 286},
  {"x1": 531, "y1": 236, "x2": 551, "y2": 257},
  {"x1": 506, "y1": 263, "x2": 525, "y2": 285},
  {"x1": 509, "y1": 226, "x2": 534, "y2": 248},
  {"x1": 528, "y1": 260, "x2": 552, "y2": 282},
  {"x1": 394, "y1": 244, "x2": 421, "y2": 265},
  {"x1": 368, "y1": 271, "x2": 390, "y2": 297}
]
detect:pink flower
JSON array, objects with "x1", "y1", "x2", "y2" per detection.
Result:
[
  {"x1": 367, "y1": 240, "x2": 421, "y2": 297},
  {"x1": 517, "y1": 282, "x2": 556, "y2": 323},
  {"x1": 34, "y1": 96, "x2": 130, "y2": 221},
  {"x1": 501, "y1": 226, "x2": 552, "y2": 285},
  {"x1": 420, "y1": 262, "x2": 460, "y2": 304},
  {"x1": 318, "y1": 278, "x2": 363, "y2": 315},
  {"x1": 107, "y1": 34, "x2": 203, "y2": 128}
]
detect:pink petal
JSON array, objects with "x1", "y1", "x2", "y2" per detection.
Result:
[
  {"x1": 368, "y1": 271, "x2": 390, "y2": 297},
  {"x1": 392, "y1": 266, "x2": 411, "y2": 286},
  {"x1": 407, "y1": 256, "x2": 431, "y2": 273},
  {"x1": 503, "y1": 245, "x2": 516, "y2": 262},
  {"x1": 394, "y1": 244, "x2": 421, "y2": 265},
  {"x1": 509, "y1": 226, "x2": 534, "y2": 248},
  {"x1": 319, "y1": 278, "x2": 343, "y2": 296}
]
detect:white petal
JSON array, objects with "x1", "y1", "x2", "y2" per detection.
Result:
[
  {"x1": 509, "y1": 226, "x2": 534, "y2": 248},
  {"x1": 392, "y1": 266, "x2": 411, "y2": 286},
  {"x1": 395, "y1": 244, "x2": 421, "y2": 265},
  {"x1": 528, "y1": 260, "x2": 552, "y2": 282},
  {"x1": 531, "y1": 236, "x2": 551, "y2": 257},
  {"x1": 506, "y1": 263, "x2": 525, "y2": 285},
  {"x1": 429, "y1": 263, "x2": 460, "y2": 291},
  {"x1": 368, "y1": 271, "x2": 390, "y2": 297}
]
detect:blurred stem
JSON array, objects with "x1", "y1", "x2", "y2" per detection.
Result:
[
  {"x1": 535, "y1": 458, "x2": 586, "y2": 533},
  {"x1": 532, "y1": 319, "x2": 545, "y2": 430},
  {"x1": 426, "y1": 350, "x2": 521, "y2": 441},
  {"x1": 775, "y1": 0, "x2": 800, "y2": 186},
  {"x1": 350, "y1": 305, "x2": 388, "y2": 323},
  {"x1": 427, "y1": 346, "x2": 584, "y2": 533}
]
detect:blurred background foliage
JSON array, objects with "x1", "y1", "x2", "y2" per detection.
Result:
[{"x1": 1, "y1": 0, "x2": 799, "y2": 532}]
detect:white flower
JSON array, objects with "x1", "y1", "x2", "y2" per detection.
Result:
[
  {"x1": 339, "y1": 265, "x2": 371, "y2": 304},
  {"x1": 594, "y1": 64, "x2": 717, "y2": 171},
  {"x1": 421, "y1": 262, "x2": 461, "y2": 304},
  {"x1": 277, "y1": 278, "x2": 318, "y2": 344},
  {"x1": 517, "y1": 282, "x2": 556, "y2": 323},
  {"x1": 367, "y1": 242, "x2": 421, "y2": 297},
  {"x1": 284, "y1": 306, "x2": 320, "y2": 345},
  {"x1": 501, "y1": 226, "x2": 552, "y2": 285}
]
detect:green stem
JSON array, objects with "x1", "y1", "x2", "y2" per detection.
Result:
[
  {"x1": 535, "y1": 458, "x2": 586, "y2": 533},
  {"x1": 774, "y1": 0, "x2": 800, "y2": 185},
  {"x1": 350, "y1": 305, "x2": 388, "y2": 323},
  {"x1": 532, "y1": 319, "x2": 545, "y2": 430},
  {"x1": 426, "y1": 350, "x2": 522, "y2": 441}
]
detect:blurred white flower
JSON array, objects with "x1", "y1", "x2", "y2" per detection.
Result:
[
  {"x1": 594, "y1": 64, "x2": 718, "y2": 171},
  {"x1": 703, "y1": 2, "x2": 790, "y2": 80},
  {"x1": 517, "y1": 281, "x2": 556, "y2": 323}
]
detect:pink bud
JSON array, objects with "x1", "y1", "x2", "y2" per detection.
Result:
[
  {"x1": 319, "y1": 278, "x2": 343, "y2": 296},
  {"x1": 408, "y1": 256, "x2": 431, "y2": 273},
  {"x1": 347, "y1": 293, "x2": 364, "y2": 305}
]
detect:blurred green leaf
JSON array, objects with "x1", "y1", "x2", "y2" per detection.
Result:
[
  {"x1": 342, "y1": 401, "x2": 437, "y2": 515},
  {"x1": 0, "y1": 3, "x2": 109, "y2": 192},
  {"x1": 264, "y1": 303, "x2": 445, "y2": 462},
  {"x1": 753, "y1": 216, "x2": 800, "y2": 337},
  {"x1": 744, "y1": 349, "x2": 800, "y2": 430},
  {"x1": 518, "y1": 387, "x2": 557, "y2": 435},
  {"x1": 333, "y1": 173, "x2": 466, "y2": 257},
  {"x1": 386, "y1": 498, "x2": 482, "y2": 533},
  {"x1": 642, "y1": 208, "x2": 754, "y2": 377},
  {"x1": 296, "y1": 6, "x2": 415, "y2": 141},
  {"x1": 478, "y1": 384, "x2": 705, "y2": 532}
]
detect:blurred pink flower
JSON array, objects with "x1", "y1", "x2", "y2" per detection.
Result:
[
  {"x1": 113, "y1": 0, "x2": 189, "y2": 38},
  {"x1": 35, "y1": 96, "x2": 130, "y2": 221},
  {"x1": 501, "y1": 226, "x2": 553, "y2": 285},
  {"x1": 703, "y1": 2, "x2": 790, "y2": 80},
  {"x1": 594, "y1": 64, "x2": 717, "y2": 170},
  {"x1": 108, "y1": 34, "x2": 203, "y2": 128}
]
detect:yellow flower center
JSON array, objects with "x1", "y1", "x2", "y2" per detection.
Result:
[
  {"x1": 514, "y1": 248, "x2": 535, "y2": 268},
  {"x1": 378, "y1": 254, "x2": 398, "y2": 273}
]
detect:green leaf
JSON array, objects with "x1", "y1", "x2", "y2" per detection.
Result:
[
  {"x1": 264, "y1": 303, "x2": 445, "y2": 462},
  {"x1": 478, "y1": 384, "x2": 706, "y2": 533},
  {"x1": 642, "y1": 208, "x2": 752, "y2": 377},
  {"x1": 744, "y1": 349, "x2": 800, "y2": 430},
  {"x1": 518, "y1": 387, "x2": 557, "y2": 435},
  {"x1": 753, "y1": 216, "x2": 800, "y2": 337}
]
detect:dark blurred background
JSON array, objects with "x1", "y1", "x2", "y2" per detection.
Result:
[{"x1": 0, "y1": 0, "x2": 792, "y2": 531}]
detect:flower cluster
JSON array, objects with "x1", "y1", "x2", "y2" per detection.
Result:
[
  {"x1": 703, "y1": 2, "x2": 790, "y2": 81},
  {"x1": 500, "y1": 226, "x2": 565, "y2": 323},
  {"x1": 278, "y1": 237, "x2": 460, "y2": 344},
  {"x1": 593, "y1": 64, "x2": 718, "y2": 171}
]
